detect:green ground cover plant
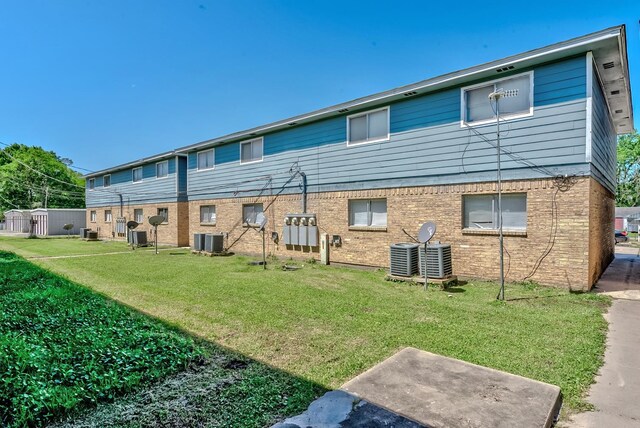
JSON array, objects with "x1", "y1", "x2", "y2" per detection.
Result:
[
  {"x1": 0, "y1": 237, "x2": 611, "y2": 424},
  {"x1": 0, "y1": 251, "x2": 204, "y2": 426}
]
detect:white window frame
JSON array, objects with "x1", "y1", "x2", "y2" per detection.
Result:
[
  {"x1": 157, "y1": 207, "x2": 169, "y2": 224},
  {"x1": 156, "y1": 160, "x2": 169, "y2": 179},
  {"x1": 346, "y1": 106, "x2": 390, "y2": 147},
  {"x1": 102, "y1": 174, "x2": 111, "y2": 188},
  {"x1": 348, "y1": 199, "x2": 387, "y2": 228},
  {"x1": 200, "y1": 205, "x2": 216, "y2": 224},
  {"x1": 239, "y1": 137, "x2": 264, "y2": 165},
  {"x1": 460, "y1": 71, "x2": 534, "y2": 127},
  {"x1": 242, "y1": 203, "x2": 264, "y2": 225},
  {"x1": 132, "y1": 167, "x2": 143, "y2": 183},
  {"x1": 90, "y1": 210, "x2": 97, "y2": 222},
  {"x1": 197, "y1": 149, "x2": 215, "y2": 171},
  {"x1": 88, "y1": 178, "x2": 95, "y2": 190},
  {"x1": 462, "y1": 193, "x2": 527, "y2": 230},
  {"x1": 104, "y1": 209, "x2": 112, "y2": 223},
  {"x1": 134, "y1": 208, "x2": 144, "y2": 223}
]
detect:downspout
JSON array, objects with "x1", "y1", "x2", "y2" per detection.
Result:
[
  {"x1": 300, "y1": 171, "x2": 307, "y2": 214},
  {"x1": 118, "y1": 193, "x2": 123, "y2": 217}
]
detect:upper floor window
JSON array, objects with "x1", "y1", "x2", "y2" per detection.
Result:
[
  {"x1": 462, "y1": 72, "x2": 533, "y2": 125},
  {"x1": 347, "y1": 107, "x2": 389, "y2": 146},
  {"x1": 240, "y1": 138, "x2": 263, "y2": 164},
  {"x1": 132, "y1": 167, "x2": 143, "y2": 183},
  {"x1": 197, "y1": 149, "x2": 215, "y2": 170},
  {"x1": 349, "y1": 199, "x2": 387, "y2": 227},
  {"x1": 156, "y1": 161, "x2": 168, "y2": 178},
  {"x1": 463, "y1": 193, "x2": 527, "y2": 230},
  {"x1": 103, "y1": 175, "x2": 111, "y2": 188},
  {"x1": 88, "y1": 178, "x2": 95, "y2": 190}
]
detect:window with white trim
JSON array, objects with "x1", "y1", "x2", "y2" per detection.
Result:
[
  {"x1": 347, "y1": 107, "x2": 389, "y2": 145},
  {"x1": 462, "y1": 72, "x2": 532, "y2": 124},
  {"x1": 240, "y1": 138, "x2": 263, "y2": 164},
  {"x1": 90, "y1": 210, "x2": 96, "y2": 222},
  {"x1": 463, "y1": 193, "x2": 527, "y2": 230},
  {"x1": 242, "y1": 203, "x2": 263, "y2": 225},
  {"x1": 157, "y1": 207, "x2": 169, "y2": 223},
  {"x1": 132, "y1": 167, "x2": 143, "y2": 183},
  {"x1": 134, "y1": 209, "x2": 144, "y2": 223},
  {"x1": 156, "y1": 161, "x2": 168, "y2": 178},
  {"x1": 200, "y1": 205, "x2": 216, "y2": 224},
  {"x1": 197, "y1": 149, "x2": 215, "y2": 170},
  {"x1": 88, "y1": 178, "x2": 95, "y2": 190},
  {"x1": 349, "y1": 199, "x2": 387, "y2": 227},
  {"x1": 105, "y1": 210, "x2": 112, "y2": 223},
  {"x1": 103, "y1": 175, "x2": 111, "y2": 188}
]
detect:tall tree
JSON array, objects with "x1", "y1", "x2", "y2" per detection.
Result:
[
  {"x1": 616, "y1": 131, "x2": 640, "y2": 207},
  {"x1": 0, "y1": 144, "x2": 85, "y2": 217}
]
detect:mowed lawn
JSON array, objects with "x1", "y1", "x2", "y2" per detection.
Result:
[{"x1": 0, "y1": 237, "x2": 610, "y2": 415}]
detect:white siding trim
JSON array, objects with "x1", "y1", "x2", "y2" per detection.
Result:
[{"x1": 585, "y1": 52, "x2": 593, "y2": 163}]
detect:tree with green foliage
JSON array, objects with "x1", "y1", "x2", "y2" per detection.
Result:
[
  {"x1": 0, "y1": 144, "x2": 85, "y2": 217},
  {"x1": 616, "y1": 131, "x2": 640, "y2": 207}
]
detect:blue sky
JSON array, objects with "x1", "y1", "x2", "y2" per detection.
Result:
[{"x1": 0, "y1": 1, "x2": 638, "y2": 172}]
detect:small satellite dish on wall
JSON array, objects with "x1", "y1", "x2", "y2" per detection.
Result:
[
  {"x1": 418, "y1": 221, "x2": 437, "y2": 243},
  {"x1": 126, "y1": 220, "x2": 139, "y2": 230},
  {"x1": 256, "y1": 212, "x2": 268, "y2": 231},
  {"x1": 148, "y1": 215, "x2": 165, "y2": 227}
]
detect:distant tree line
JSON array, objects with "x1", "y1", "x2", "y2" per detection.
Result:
[
  {"x1": 0, "y1": 144, "x2": 85, "y2": 219},
  {"x1": 617, "y1": 131, "x2": 640, "y2": 207}
]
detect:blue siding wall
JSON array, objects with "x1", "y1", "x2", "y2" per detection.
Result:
[
  {"x1": 590, "y1": 63, "x2": 617, "y2": 193},
  {"x1": 86, "y1": 157, "x2": 179, "y2": 207},
  {"x1": 187, "y1": 56, "x2": 588, "y2": 200}
]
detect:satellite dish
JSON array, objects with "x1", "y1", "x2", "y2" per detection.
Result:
[
  {"x1": 63, "y1": 224, "x2": 73, "y2": 231},
  {"x1": 418, "y1": 221, "x2": 437, "y2": 243},
  {"x1": 148, "y1": 215, "x2": 165, "y2": 227},
  {"x1": 126, "y1": 220, "x2": 139, "y2": 230},
  {"x1": 256, "y1": 212, "x2": 268, "y2": 231}
]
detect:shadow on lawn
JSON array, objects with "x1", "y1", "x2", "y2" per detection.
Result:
[{"x1": 4, "y1": 259, "x2": 327, "y2": 428}]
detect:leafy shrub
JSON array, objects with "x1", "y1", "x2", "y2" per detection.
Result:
[{"x1": 0, "y1": 251, "x2": 205, "y2": 427}]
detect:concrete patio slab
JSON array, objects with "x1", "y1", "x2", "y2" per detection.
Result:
[{"x1": 341, "y1": 347, "x2": 561, "y2": 428}]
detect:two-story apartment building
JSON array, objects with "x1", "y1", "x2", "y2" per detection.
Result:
[
  {"x1": 85, "y1": 151, "x2": 189, "y2": 245},
  {"x1": 86, "y1": 26, "x2": 632, "y2": 290}
]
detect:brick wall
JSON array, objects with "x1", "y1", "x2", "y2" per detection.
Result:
[
  {"x1": 188, "y1": 177, "x2": 596, "y2": 290},
  {"x1": 588, "y1": 178, "x2": 615, "y2": 285},
  {"x1": 86, "y1": 201, "x2": 188, "y2": 246}
]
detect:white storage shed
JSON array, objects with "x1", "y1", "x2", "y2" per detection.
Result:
[
  {"x1": 4, "y1": 210, "x2": 32, "y2": 233},
  {"x1": 29, "y1": 209, "x2": 86, "y2": 236}
]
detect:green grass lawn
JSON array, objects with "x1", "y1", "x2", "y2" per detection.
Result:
[
  {"x1": 0, "y1": 237, "x2": 610, "y2": 423},
  {"x1": 0, "y1": 249, "x2": 321, "y2": 427}
]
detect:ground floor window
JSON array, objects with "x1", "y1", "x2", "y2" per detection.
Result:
[
  {"x1": 349, "y1": 199, "x2": 387, "y2": 227},
  {"x1": 242, "y1": 203, "x2": 263, "y2": 225},
  {"x1": 157, "y1": 207, "x2": 169, "y2": 223},
  {"x1": 104, "y1": 210, "x2": 112, "y2": 223},
  {"x1": 134, "y1": 209, "x2": 144, "y2": 223},
  {"x1": 463, "y1": 193, "x2": 527, "y2": 230},
  {"x1": 200, "y1": 205, "x2": 216, "y2": 224},
  {"x1": 90, "y1": 210, "x2": 96, "y2": 222}
]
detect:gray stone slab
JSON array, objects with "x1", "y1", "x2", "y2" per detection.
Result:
[{"x1": 341, "y1": 347, "x2": 561, "y2": 428}]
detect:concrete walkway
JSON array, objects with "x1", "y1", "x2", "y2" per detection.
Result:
[{"x1": 568, "y1": 248, "x2": 640, "y2": 427}]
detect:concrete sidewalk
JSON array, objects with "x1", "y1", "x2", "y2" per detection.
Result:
[{"x1": 568, "y1": 248, "x2": 640, "y2": 427}]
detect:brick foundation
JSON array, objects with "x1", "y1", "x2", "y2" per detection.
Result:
[
  {"x1": 86, "y1": 202, "x2": 189, "y2": 246},
  {"x1": 188, "y1": 177, "x2": 607, "y2": 290}
]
